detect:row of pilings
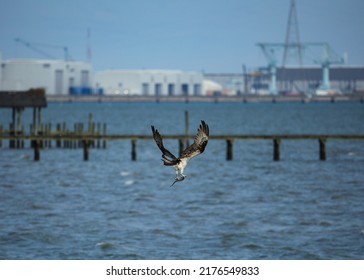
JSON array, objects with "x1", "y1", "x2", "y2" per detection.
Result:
[{"x1": 0, "y1": 113, "x2": 107, "y2": 152}]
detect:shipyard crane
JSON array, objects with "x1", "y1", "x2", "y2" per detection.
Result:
[
  {"x1": 15, "y1": 38, "x2": 71, "y2": 61},
  {"x1": 257, "y1": 42, "x2": 346, "y2": 95},
  {"x1": 256, "y1": 43, "x2": 283, "y2": 95},
  {"x1": 256, "y1": 0, "x2": 345, "y2": 95},
  {"x1": 307, "y1": 42, "x2": 346, "y2": 94}
]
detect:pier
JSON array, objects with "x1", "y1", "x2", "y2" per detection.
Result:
[
  {"x1": 1, "y1": 90, "x2": 364, "y2": 162},
  {"x1": 1, "y1": 131, "x2": 364, "y2": 162}
]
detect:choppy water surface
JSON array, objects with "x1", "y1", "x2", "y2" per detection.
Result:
[{"x1": 1, "y1": 102, "x2": 364, "y2": 259}]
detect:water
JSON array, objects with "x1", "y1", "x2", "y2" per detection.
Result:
[{"x1": 1, "y1": 102, "x2": 364, "y2": 259}]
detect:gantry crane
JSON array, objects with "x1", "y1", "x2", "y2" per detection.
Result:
[
  {"x1": 309, "y1": 42, "x2": 346, "y2": 94},
  {"x1": 257, "y1": 42, "x2": 345, "y2": 95},
  {"x1": 256, "y1": 0, "x2": 345, "y2": 95},
  {"x1": 256, "y1": 43, "x2": 283, "y2": 95}
]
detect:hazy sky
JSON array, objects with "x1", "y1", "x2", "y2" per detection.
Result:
[{"x1": 0, "y1": 0, "x2": 363, "y2": 72}]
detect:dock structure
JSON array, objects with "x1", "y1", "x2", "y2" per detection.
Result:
[
  {"x1": 0, "y1": 88, "x2": 47, "y2": 150},
  {"x1": 1, "y1": 102, "x2": 364, "y2": 161},
  {"x1": 1, "y1": 131, "x2": 364, "y2": 162}
]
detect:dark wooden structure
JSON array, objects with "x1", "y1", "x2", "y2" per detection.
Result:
[
  {"x1": 1, "y1": 132, "x2": 364, "y2": 162},
  {"x1": 0, "y1": 88, "x2": 47, "y2": 153},
  {"x1": 0, "y1": 88, "x2": 47, "y2": 108}
]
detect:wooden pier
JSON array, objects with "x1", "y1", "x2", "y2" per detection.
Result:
[
  {"x1": 1, "y1": 131, "x2": 364, "y2": 162},
  {"x1": 1, "y1": 91, "x2": 363, "y2": 162}
]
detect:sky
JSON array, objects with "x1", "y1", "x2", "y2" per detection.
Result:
[{"x1": 0, "y1": 0, "x2": 363, "y2": 72}]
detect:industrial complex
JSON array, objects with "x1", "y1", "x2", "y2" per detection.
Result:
[
  {"x1": 0, "y1": 57, "x2": 92, "y2": 95},
  {"x1": 1, "y1": 54, "x2": 364, "y2": 97},
  {"x1": 94, "y1": 69, "x2": 203, "y2": 96},
  {"x1": 1, "y1": 0, "x2": 364, "y2": 98}
]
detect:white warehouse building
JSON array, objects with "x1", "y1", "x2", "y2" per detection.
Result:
[
  {"x1": 0, "y1": 56, "x2": 92, "y2": 95},
  {"x1": 94, "y1": 69, "x2": 203, "y2": 96}
]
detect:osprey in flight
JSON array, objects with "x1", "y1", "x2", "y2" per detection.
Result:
[{"x1": 151, "y1": 120, "x2": 209, "y2": 186}]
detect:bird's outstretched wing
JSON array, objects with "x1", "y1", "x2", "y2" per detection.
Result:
[
  {"x1": 180, "y1": 120, "x2": 209, "y2": 160},
  {"x1": 151, "y1": 125, "x2": 179, "y2": 166}
]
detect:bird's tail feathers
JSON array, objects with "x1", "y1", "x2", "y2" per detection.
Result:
[{"x1": 161, "y1": 155, "x2": 179, "y2": 166}]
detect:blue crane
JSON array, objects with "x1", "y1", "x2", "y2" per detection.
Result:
[
  {"x1": 256, "y1": 43, "x2": 284, "y2": 95},
  {"x1": 257, "y1": 42, "x2": 345, "y2": 95},
  {"x1": 308, "y1": 42, "x2": 346, "y2": 94}
]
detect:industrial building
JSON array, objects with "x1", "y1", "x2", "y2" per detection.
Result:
[
  {"x1": 1, "y1": 1, "x2": 363, "y2": 98},
  {"x1": 0, "y1": 56, "x2": 92, "y2": 95},
  {"x1": 2, "y1": 51, "x2": 363, "y2": 97},
  {"x1": 276, "y1": 66, "x2": 364, "y2": 95},
  {"x1": 205, "y1": 66, "x2": 364, "y2": 96},
  {"x1": 94, "y1": 69, "x2": 203, "y2": 96}
]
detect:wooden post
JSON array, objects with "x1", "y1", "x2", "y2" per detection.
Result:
[
  {"x1": 185, "y1": 111, "x2": 189, "y2": 147},
  {"x1": 29, "y1": 124, "x2": 34, "y2": 148},
  {"x1": 226, "y1": 139, "x2": 233, "y2": 160},
  {"x1": 319, "y1": 138, "x2": 326, "y2": 161},
  {"x1": 39, "y1": 123, "x2": 43, "y2": 149},
  {"x1": 88, "y1": 113, "x2": 95, "y2": 148},
  {"x1": 9, "y1": 123, "x2": 15, "y2": 148},
  {"x1": 62, "y1": 122, "x2": 67, "y2": 148},
  {"x1": 273, "y1": 138, "x2": 280, "y2": 161},
  {"x1": 33, "y1": 107, "x2": 38, "y2": 149},
  {"x1": 78, "y1": 123, "x2": 84, "y2": 148},
  {"x1": 56, "y1": 123, "x2": 61, "y2": 148},
  {"x1": 20, "y1": 125, "x2": 25, "y2": 149},
  {"x1": 10, "y1": 107, "x2": 16, "y2": 148},
  {"x1": 131, "y1": 139, "x2": 137, "y2": 161},
  {"x1": 34, "y1": 140, "x2": 40, "y2": 161},
  {"x1": 179, "y1": 139, "x2": 184, "y2": 156},
  {"x1": 83, "y1": 140, "x2": 89, "y2": 161},
  {"x1": 73, "y1": 123, "x2": 78, "y2": 149},
  {"x1": 88, "y1": 113, "x2": 93, "y2": 133},
  {"x1": 37, "y1": 107, "x2": 42, "y2": 130},
  {"x1": 12, "y1": 107, "x2": 16, "y2": 128},
  {"x1": 97, "y1": 122, "x2": 101, "y2": 149},
  {"x1": 32, "y1": 108, "x2": 37, "y2": 135},
  {"x1": 48, "y1": 123, "x2": 52, "y2": 148},
  {"x1": 43, "y1": 123, "x2": 48, "y2": 148},
  {"x1": 102, "y1": 123, "x2": 107, "y2": 149},
  {"x1": 38, "y1": 107, "x2": 43, "y2": 149},
  {"x1": 16, "y1": 108, "x2": 22, "y2": 148},
  {"x1": 0, "y1": 124, "x2": 2, "y2": 148}
]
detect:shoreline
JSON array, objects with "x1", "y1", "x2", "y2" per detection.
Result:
[{"x1": 46, "y1": 94, "x2": 364, "y2": 103}]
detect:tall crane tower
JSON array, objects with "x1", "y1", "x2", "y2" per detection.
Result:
[
  {"x1": 282, "y1": 0, "x2": 302, "y2": 66},
  {"x1": 256, "y1": 0, "x2": 346, "y2": 95}
]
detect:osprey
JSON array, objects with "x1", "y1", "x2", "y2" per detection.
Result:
[{"x1": 151, "y1": 120, "x2": 209, "y2": 187}]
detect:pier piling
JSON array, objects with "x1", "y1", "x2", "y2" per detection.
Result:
[
  {"x1": 319, "y1": 138, "x2": 326, "y2": 161},
  {"x1": 0, "y1": 124, "x2": 2, "y2": 148},
  {"x1": 56, "y1": 123, "x2": 61, "y2": 148},
  {"x1": 131, "y1": 139, "x2": 137, "y2": 161},
  {"x1": 103, "y1": 124, "x2": 107, "y2": 149},
  {"x1": 226, "y1": 139, "x2": 233, "y2": 160},
  {"x1": 83, "y1": 140, "x2": 90, "y2": 161},
  {"x1": 33, "y1": 140, "x2": 40, "y2": 161},
  {"x1": 273, "y1": 138, "x2": 280, "y2": 161}
]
